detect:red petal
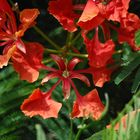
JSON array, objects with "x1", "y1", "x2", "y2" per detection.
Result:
[
  {"x1": 70, "y1": 72, "x2": 90, "y2": 87},
  {"x1": 67, "y1": 57, "x2": 82, "y2": 71},
  {"x1": 83, "y1": 29, "x2": 115, "y2": 68},
  {"x1": 62, "y1": 78, "x2": 71, "y2": 99},
  {"x1": 41, "y1": 73, "x2": 59, "y2": 85},
  {"x1": 77, "y1": 0, "x2": 104, "y2": 30},
  {"x1": 20, "y1": 9, "x2": 40, "y2": 23},
  {"x1": 16, "y1": 9, "x2": 40, "y2": 37},
  {"x1": 48, "y1": 0, "x2": 78, "y2": 32},
  {"x1": 50, "y1": 54, "x2": 66, "y2": 70},
  {"x1": 15, "y1": 39, "x2": 26, "y2": 53},
  {"x1": 0, "y1": 45, "x2": 16, "y2": 68},
  {"x1": 21, "y1": 88, "x2": 62, "y2": 119},
  {"x1": 0, "y1": 0, "x2": 17, "y2": 32},
  {"x1": 12, "y1": 42, "x2": 44, "y2": 82},
  {"x1": 71, "y1": 89, "x2": 104, "y2": 120},
  {"x1": 91, "y1": 67, "x2": 113, "y2": 87}
]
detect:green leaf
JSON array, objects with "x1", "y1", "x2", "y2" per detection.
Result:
[
  {"x1": 35, "y1": 124, "x2": 46, "y2": 140},
  {"x1": 85, "y1": 129, "x2": 105, "y2": 140},
  {"x1": 135, "y1": 29, "x2": 140, "y2": 47},
  {"x1": 114, "y1": 56, "x2": 140, "y2": 85},
  {"x1": 131, "y1": 67, "x2": 140, "y2": 93}
]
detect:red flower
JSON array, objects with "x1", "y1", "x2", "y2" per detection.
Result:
[
  {"x1": 12, "y1": 42, "x2": 45, "y2": 82},
  {"x1": 117, "y1": 13, "x2": 140, "y2": 51},
  {"x1": 78, "y1": 0, "x2": 130, "y2": 30},
  {"x1": 83, "y1": 29, "x2": 115, "y2": 68},
  {"x1": 41, "y1": 54, "x2": 90, "y2": 99},
  {"x1": 21, "y1": 81, "x2": 62, "y2": 119},
  {"x1": 71, "y1": 82, "x2": 104, "y2": 120},
  {"x1": 48, "y1": 0, "x2": 79, "y2": 32},
  {"x1": 90, "y1": 67, "x2": 113, "y2": 87},
  {"x1": 82, "y1": 28, "x2": 115, "y2": 87},
  {"x1": 0, "y1": 0, "x2": 39, "y2": 68}
]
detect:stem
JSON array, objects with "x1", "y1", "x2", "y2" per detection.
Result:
[
  {"x1": 71, "y1": 32, "x2": 81, "y2": 45},
  {"x1": 8, "y1": 0, "x2": 14, "y2": 5},
  {"x1": 74, "y1": 119, "x2": 86, "y2": 140},
  {"x1": 69, "y1": 119, "x2": 73, "y2": 140},
  {"x1": 45, "y1": 48, "x2": 88, "y2": 58},
  {"x1": 67, "y1": 52, "x2": 88, "y2": 58},
  {"x1": 33, "y1": 26, "x2": 61, "y2": 50}
]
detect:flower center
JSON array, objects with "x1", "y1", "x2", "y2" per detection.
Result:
[{"x1": 62, "y1": 70, "x2": 69, "y2": 78}]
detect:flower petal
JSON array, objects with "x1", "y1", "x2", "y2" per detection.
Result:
[
  {"x1": 12, "y1": 42, "x2": 45, "y2": 82},
  {"x1": 71, "y1": 89, "x2": 104, "y2": 120},
  {"x1": 83, "y1": 29, "x2": 115, "y2": 68},
  {"x1": 67, "y1": 57, "x2": 82, "y2": 71},
  {"x1": 21, "y1": 88, "x2": 62, "y2": 119},
  {"x1": 91, "y1": 67, "x2": 113, "y2": 87},
  {"x1": 62, "y1": 78, "x2": 71, "y2": 99},
  {"x1": 70, "y1": 72, "x2": 90, "y2": 87},
  {"x1": 48, "y1": 0, "x2": 78, "y2": 32},
  {"x1": 16, "y1": 9, "x2": 40, "y2": 37},
  {"x1": 0, "y1": 45, "x2": 16, "y2": 68},
  {"x1": 77, "y1": 0, "x2": 104, "y2": 30},
  {"x1": 41, "y1": 73, "x2": 59, "y2": 85},
  {"x1": 50, "y1": 54, "x2": 66, "y2": 70}
]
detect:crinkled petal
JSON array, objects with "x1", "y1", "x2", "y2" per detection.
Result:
[
  {"x1": 71, "y1": 89, "x2": 104, "y2": 120},
  {"x1": 12, "y1": 42, "x2": 45, "y2": 82},
  {"x1": 77, "y1": 0, "x2": 104, "y2": 30},
  {"x1": 21, "y1": 88, "x2": 62, "y2": 119},
  {"x1": 91, "y1": 67, "x2": 113, "y2": 87},
  {"x1": 16, "y1": 9, "x2": 40, "y2": 37},
  {"x1": 82, "y1": 29, "x2": 115, "y2": 68},
  {"x1": 48, "y1": 0, "x2": 78, "y2": 32}
]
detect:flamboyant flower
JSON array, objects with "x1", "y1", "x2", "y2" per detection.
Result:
[
  {"x1": 82, "y1": 28, "x2": 115, "y2": 87},
  {"x1": 21, "y1": 54, "x2": 104, "y2": 119},
  {"x1": 117, "y1": 13, "x2": 140, "y2": 51},
  {"x1": 71, "y1": 88, "x2": 104, "y2": 120},
  {"x1": 0, "y1": 0, "x2": 40, "y2": 68},
  {"x1": 48, "y1": 0, "x2": 80, "y2": 32},
  {"x1": 41, "y1": 54, "x2": 90, "y2": 99},
  {"x1": 12, "y1": 42, "x2": 45, "y2": 82},
  {"x1": 21, "y1": 81, "x2": 62, "y2": 119},
  {"x1": 78, "y1": 0, "x2": 130, "y2": 30}
]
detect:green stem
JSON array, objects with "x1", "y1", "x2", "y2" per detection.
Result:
[
  {"x1": 45, "y1": 48, "x2": 62, "y2": 54},
  {"x1": 71, "y1": 32, "x2": 81, "y2": 45},
  {"x1": 67, "y1": 52, "x2": 88, "y2": 58},
  {"x1": 33, "y1": 26, "x2": 61, "y2": 50},
  {"x1": 74, "y1": 119, "x2": 86, "y2": 140},
  {"x1": 8, "y1": 0, "x2": 14, "y2": 5},
  {"x1": 45, "y1": 48, "x2": 88, "y2": 58},
  {"x1": 69, "y1": 119, "x2": 73, "y2": 140}
]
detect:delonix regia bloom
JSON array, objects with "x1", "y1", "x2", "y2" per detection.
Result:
[
  {"x1": 21, "y1": 55, "x2": 104, "y2": 119},
  {"x1": 0, "y1": 0, "x2": 48, "y2": 82}
]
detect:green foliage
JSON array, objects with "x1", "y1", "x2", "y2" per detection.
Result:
[
  {"x1": 86, "y1": 90, "x2": 140, "y2": 140},
  {"x1": 114, "y1": 43, "x2": 140, "y2": 93},
  {"x1": 135, "y1": 29, "x2": 140, "y2": 47}
]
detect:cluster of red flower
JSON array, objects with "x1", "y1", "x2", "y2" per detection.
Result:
[{"x1": 0, "y1": 0, "x2": 139, "y2": 120}]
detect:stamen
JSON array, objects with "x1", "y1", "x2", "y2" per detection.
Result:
[{"x1": 62, "y1": 70, "x2": 69, "y2": 78}]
